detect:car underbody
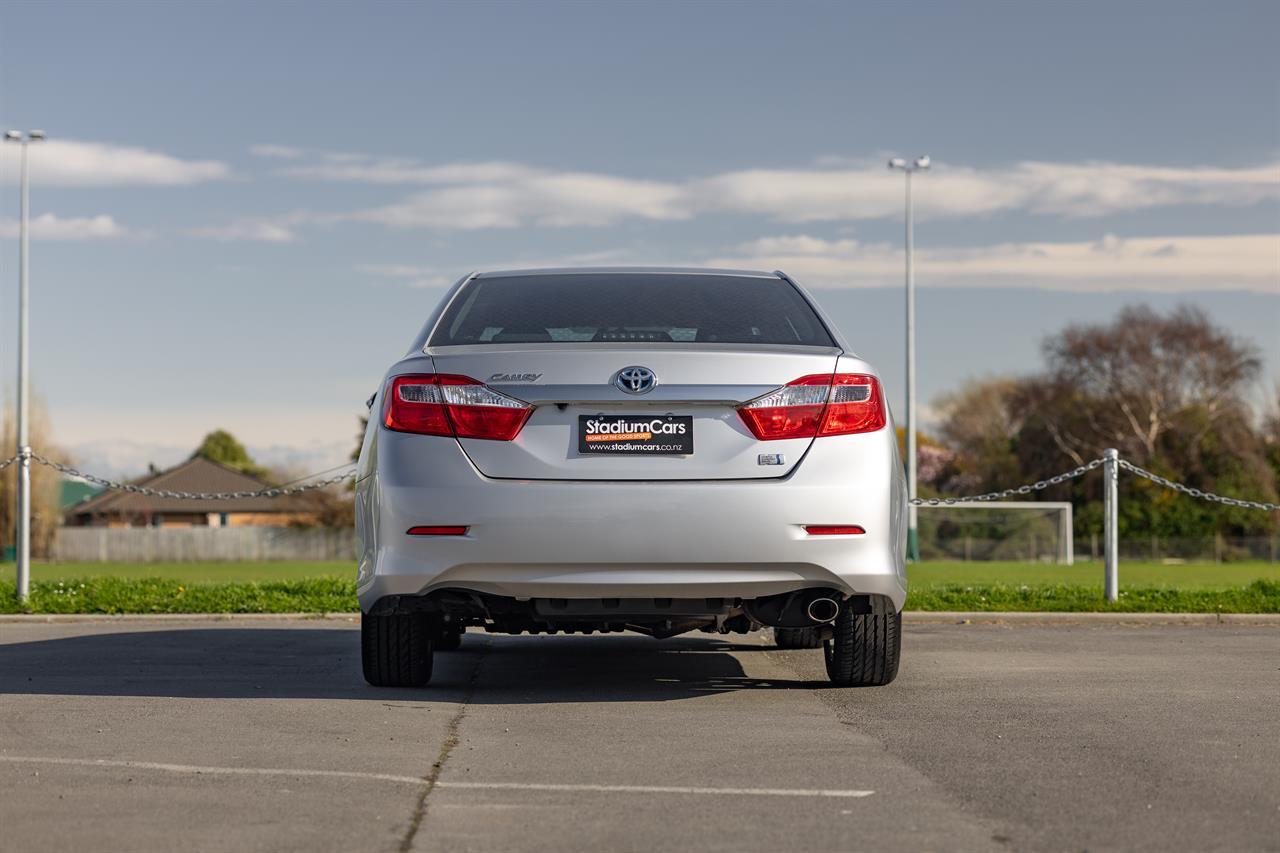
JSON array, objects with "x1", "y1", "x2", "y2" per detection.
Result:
[{"x1": 366, "y1": 587, "x2": 883, "y2": 640}]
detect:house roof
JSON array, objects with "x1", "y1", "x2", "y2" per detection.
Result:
[{"x1": 68, "y1": 456, "x2": 319, "y2": 516}]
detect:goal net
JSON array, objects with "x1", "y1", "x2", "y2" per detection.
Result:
[{"x1": 916, "y1": 501, "x2": 1074, "y2": 564}]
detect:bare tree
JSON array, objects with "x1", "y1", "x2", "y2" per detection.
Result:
[
  {"x1": 0, "y1": 397, "x2": 72, "y2": 558},
  {"x1": 1039, "y1": 305, "x2": 1261, "y2": 464}
]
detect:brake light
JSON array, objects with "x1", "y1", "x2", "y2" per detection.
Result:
[
  {"x1": 384, "y1": 374, "x2": 532, "y2": 441},
  {"x1": 738, "y1": 373, "x2": 886, "y2": 441},
  {"x1": 804, "y1": 525, "x2": 866, "y2": 536},
  {"x1": 407, "y1": 525, "x2": 469, "y2": 536}
]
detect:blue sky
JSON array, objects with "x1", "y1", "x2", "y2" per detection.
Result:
[{"x1": 0, "y1": 0, "x2": 1277, "y2": 476}]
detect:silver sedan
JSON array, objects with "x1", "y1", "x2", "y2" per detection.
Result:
[{"x1": 355, "y1": 268, "x2": 907, "y2": 687}]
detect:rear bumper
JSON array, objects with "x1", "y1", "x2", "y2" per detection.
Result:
[{"x1": 356, "y1": 430, "x2": 908, "y2": 612}]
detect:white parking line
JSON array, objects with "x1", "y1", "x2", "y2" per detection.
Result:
[
  {"x1": 0, "y1": 755, "x2": 874, "y2": 798},
  {"x1": 441, "y1": 781, "x2": 875, "y2": 798},
  {"x1": 0, "y1": 755, "x2": 424, "y2": 785}
]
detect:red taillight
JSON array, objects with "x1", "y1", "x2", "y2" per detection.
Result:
[
  {"x1": 804, "y1": 525, "x2": 866, "y2": 536},
  {"x1": 384, "y1": 375, "x2": 451, "y2": 436},
  {"x1": 384, "y1": 374, "x2": 532, "y2": 441},
  {"x1": 737, "y1": 373, "x2": 886, "y2": 441},
  {"x1": 407, "y1": 525, "x2": 469, "y2": 536}
]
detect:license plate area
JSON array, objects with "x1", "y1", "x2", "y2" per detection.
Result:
[{"x1": 578, "y1": 414, "x2": 694, "y2": 455}]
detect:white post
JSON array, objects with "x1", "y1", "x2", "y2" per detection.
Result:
[
  {"x1": 1060, "y1": 507, "x2": 1074, "y2": 566},
  {"x1": 889, "y1": 155, "x2": 929, "y2": 561},
  {"x1": 904, "y1": 169, "x2": 918, "y2": 561},
  {"x1": 16, "y1": 140, "x2": 32, "y2": 604},
  {"x1": 1103, "y1": 448, "x2": 1119, "y2": 601}
]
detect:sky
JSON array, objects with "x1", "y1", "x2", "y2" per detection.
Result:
[{"x1": 0, "y1": 0, "x2": 1277, "y2": 477}]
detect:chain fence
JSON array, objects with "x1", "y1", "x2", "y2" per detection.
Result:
[
  {"x1": 1116, "y1": 459, "x2": 1280, "y2": 512},
  {"x1": 2, "y1": 449, "x2": 1278, "y2": 511},
  {"x1": 908, "y1": 454, "x2": 1280, "y2": 511},
  {"x1": 23, "y1": 452, "x2": 355, "y2": 500},
  {"x1": 2, "y1": 446, "x2": 1276, "y2": 580},
  {"x1": 909, "y1": 458, "x2": 1106, "y2": 505}
]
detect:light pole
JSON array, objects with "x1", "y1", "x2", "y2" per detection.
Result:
[
  {"x1": 5, "y1": 129, "x2": 44, "y2": 603},
  {"x1": 888, "y1": 155, "x2": 930, "y2": 562}
]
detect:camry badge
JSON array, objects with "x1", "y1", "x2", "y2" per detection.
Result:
[
  {"x1": 615, "y1": 366, "x2": 657, "y2": 395},
  {"x1": 489, "y1": 373, "x2": 542, "y2": 383}
]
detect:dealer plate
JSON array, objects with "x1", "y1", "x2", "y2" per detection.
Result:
[{"x1": 578, "y1": 414, "x2": 694, "y2": 455}]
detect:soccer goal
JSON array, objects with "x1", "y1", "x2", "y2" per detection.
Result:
[{"x1": 916, "y1": 501, "x2": 1074, "y2": 564}]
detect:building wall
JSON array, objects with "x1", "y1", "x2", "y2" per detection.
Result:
[
  {"x1": 226, "y1": 512, "x2": 318, "y2": 528},
  {"x1": 50, "y1": 526, "x2": 356, "y2": 562},
  {"x1": 69, "y1": 511, "x2": 321, "y2": 528}
]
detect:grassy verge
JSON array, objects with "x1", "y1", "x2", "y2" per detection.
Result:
[
  {"x1": 909, "y1": 560, "x2": 1279, "y2": 589},
  {"x1": 0, "y1": 561, "x2": 351, "y2": 584},
  {"x1": 0, "y1": 577, "x2": 356, "y2": 615},
  {"x1": 0, "y1": 560, "x2": 1277, "y2": 614},
  {"x1": 906, "y1": 579, "x2": 1279, "y2": 613}
]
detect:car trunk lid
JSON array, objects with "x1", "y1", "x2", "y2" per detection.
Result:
[{"x1": 427, "y1": 344, "x2": 841, "y2": 480}]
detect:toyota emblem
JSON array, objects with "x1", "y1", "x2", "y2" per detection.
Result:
[{"x1": 615, "y1": 366, "x2": 657, "y2": 394}]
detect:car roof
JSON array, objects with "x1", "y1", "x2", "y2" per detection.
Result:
[{"x1": 472, "y1": 266, "x2": 782, "y2": 280}]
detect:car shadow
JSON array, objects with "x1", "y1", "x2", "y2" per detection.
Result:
[{"x1": 0, "y1": 628, "x2": 826, "y2": 703}]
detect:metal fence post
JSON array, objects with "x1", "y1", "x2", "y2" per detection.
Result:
[
  {"x1": 1103, "y1": 448, "x2": 1119, "y2": 602},
  {"x1": 16, "y1": 447, "x2": 32, "y2": 603}
]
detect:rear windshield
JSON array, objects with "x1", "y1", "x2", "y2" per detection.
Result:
[{"x1": 429, "y1": 273, "x2": 836, "y2": 347}]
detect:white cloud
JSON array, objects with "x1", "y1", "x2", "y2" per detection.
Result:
[
  {"x1": 0, "y1": 139, "x2": 229, "y2": 187},
  {"x1": 187, "y1": 218, "x2": 298, "y2": 243},
  {"x1": 270, "y1": 150, "x2": 1279, "y2": 229},
  {"x1": 356, "y1": 263, "x2": 436, "y2": 277},
  {"x1": 66, "y1": 439, "x2": 190, "y2": 481},
  {"x1": 349, "y1": 170, "x2": 689, "y2": 229},
  {"x1": 355, "y1": 249, "x2": 640, "y2": 289},
  {"x1": 0, "y1": 213, "x2": 133, "y2": 240},
  {"x1": 691, "y1": 161, "x2": 1280, "y2": 222},
  {"x1": 285, "y1": 157, "x2": 540, "y2": 185},
  {"x1": 250, "y1": 441, "x2": 357, "y2": 478},
  {"x1": 733, "y1": 234, "x2": 860, "y2": 255},
  {"x1": 1011, "y1": 161, "x2": 1280, "y2": 217},
  {"x1": 354, "y1": 264, "x2": 453, "y2": 289},
  {"x1": 709, "y1": 233, "x2": 1280, "y2": 293},
  {"x1": 248, "y1": 144, "x2": 305, "y2": 159}
]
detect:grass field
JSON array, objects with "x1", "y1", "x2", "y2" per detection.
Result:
[
  {"x1": 909, "y1": 560, "x2": 1279, "y2": 589},
  {"x1": 1, "y1": 560, "x2": 1277, "y2": 614},
  {"x1": 0, "y1": 561, "x2": 350, "y2": 584}
]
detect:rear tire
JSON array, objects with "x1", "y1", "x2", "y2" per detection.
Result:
[
  {"x1": 434, "y1": 626, "x2": 464, "y2": 652},
  {"x1": 773, "y1": 626, "x2": 823, "y2": 649},
  {"x1": 824, "y1": 596, "x2": 901, "y2": 687},
  {"x1": 361, "y1": 612, "x2": 434, "y2": 687}
]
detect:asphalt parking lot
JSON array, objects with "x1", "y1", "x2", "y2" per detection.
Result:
[{"x1": 1, "y1": 619, "x2": 1276, "y2": 852}]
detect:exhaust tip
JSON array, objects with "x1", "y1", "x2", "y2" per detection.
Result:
[{"x1": 806, "y1": 597, "x2": 840, "y2": 623}]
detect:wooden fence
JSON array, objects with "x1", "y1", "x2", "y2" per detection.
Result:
[{"x1": 50, "y1": 527, "x2": 356, "y2": 563}]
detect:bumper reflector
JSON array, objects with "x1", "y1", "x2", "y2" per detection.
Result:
[
  {"x1": 803, "y1": 525, "x2": 866, "y2": 536},
  {"x1": 407, "y1": 526, "x2": 469, "y2": 536}
]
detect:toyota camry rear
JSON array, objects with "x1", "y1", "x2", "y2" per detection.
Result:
[{"x1": 354, "y1": 268, "x2": 907, "y2": 687}]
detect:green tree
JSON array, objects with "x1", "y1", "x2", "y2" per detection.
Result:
[
  {"x1": 931, "y1": 305, "x2": 1277, "y2": 540},
  {"x1": 193, "y1": 430, "x2": 270, "y2": 480}
]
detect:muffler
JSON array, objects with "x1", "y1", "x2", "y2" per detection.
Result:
[
  {"x1": 805, "y1": 597, "x2": 840, "y2": 623},
  {"x1": 744, "y1": 589, "x2": 844, "y2": 628}
]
